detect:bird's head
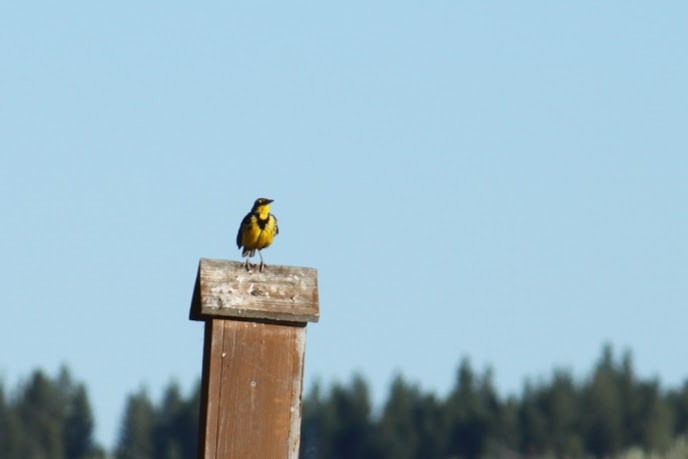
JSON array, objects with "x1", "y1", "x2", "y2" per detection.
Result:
[{"x1": 251, "y1": 198, "x2": 274, "y2": 216}]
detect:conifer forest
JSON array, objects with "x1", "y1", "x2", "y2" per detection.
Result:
[{"x1": 2, "y1": 345, "x2": 688, "y2": 459}]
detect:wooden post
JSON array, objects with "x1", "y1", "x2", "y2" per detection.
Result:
[{"x1": 190, "y1": 258, "x2": 319, "y2": 459}]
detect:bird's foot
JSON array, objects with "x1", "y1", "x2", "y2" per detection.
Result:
[{"x1": 259, "y1": 261, "x2": 266, "y2": 272}]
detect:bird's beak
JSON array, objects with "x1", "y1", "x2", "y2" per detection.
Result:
[{"x1": 265, "y1": 199, "x2": 274, "y2": 204}]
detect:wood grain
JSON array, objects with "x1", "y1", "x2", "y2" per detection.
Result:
[
  {"x1": 200, "y1": 319, "x2": 306, "y2": 459},
  {"x1": 190, "y1": 258, "x2": 319, "y2": 323}
]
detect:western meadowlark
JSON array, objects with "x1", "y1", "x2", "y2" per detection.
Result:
[{"x1": 236, "y1": 198, "x2": 279, "y2": 271}]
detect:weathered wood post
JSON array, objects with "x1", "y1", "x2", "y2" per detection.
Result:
[{"x1": 190, "y1": 258, "x2": 319, "y2": 458}]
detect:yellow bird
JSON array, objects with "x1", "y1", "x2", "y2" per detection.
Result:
[{"x1": 236, "y1": 198, "x2": 279, "y2": 271}]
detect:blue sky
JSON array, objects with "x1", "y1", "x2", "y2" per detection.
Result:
[{"x1": 2, "y1": 1, "x2": 687, "y2": 449}]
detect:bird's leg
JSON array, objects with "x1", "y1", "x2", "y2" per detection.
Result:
[
  {"x1": 244, "y1": 257, "x2": 252, "y2": 272},
  {"x1": 258, "y1": 250, "x2": 265, "y2": 272}
]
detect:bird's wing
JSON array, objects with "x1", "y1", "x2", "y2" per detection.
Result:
[
  {"x1": 272, "y1": 214, "x2": 279, "y2": 235},
  {"x1": 236, "y1": 212, "x2": 253, "y2": 248}
]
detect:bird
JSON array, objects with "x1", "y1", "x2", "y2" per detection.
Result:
[{"x1": 236, "y1": 198, "x2": 279, "y2": 271}]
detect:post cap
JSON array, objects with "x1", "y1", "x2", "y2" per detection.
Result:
[{"x1": 190, "y1": 258, "x2": 319, "y2": 323}]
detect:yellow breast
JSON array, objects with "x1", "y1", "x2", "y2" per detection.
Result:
[{"x1": 241, "y1": 215, "x2": 278, "y2": 250}]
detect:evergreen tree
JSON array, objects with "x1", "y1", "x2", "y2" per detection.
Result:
[
  {"x1": 116, "y1": 389, "x2": 155, "y2": 459},
  {"x1": 176, "y1": 381, "x2": 200, "y2": 458},
  {"x1": 518, "y1": 379, "x2": 548, "y2": 456},
  {"x1": 669, "y1": 381, "x2": 688, "y2": 436},
  {"x1": 0, "y1": 367, "x2": 102, "y2": 459},
  {"x1": 300, "y1": 381, "x2": 326, "y2": 459},
  {"x1": 301, "y1": 375, "x2": 375, "y2": 459},
  {"x1": 17, "y1": 370, "x2": 67, "y2": 459},
  {"x1": 63, "y1": 384, "x2": 95, "y2": 459},
  {"x1": 374, "y1": 375, "x2": 444, "y2": 459},
  {"x1": 444, "y1": 359, "x2": 499, "y2": 459},
  {"x1": 0, "y1": 384, "x2": 8, "y2": 455},
  {"x1": 638, "y1": 380, "x2": 674, "y2": 452},
  {"x1": 327, "y1": 375, "x2": 375, "y2": 459},
  {"x1": 582, "y1": 344, "x2": 624, "y2": 456},
  {"x1": 412, "y1": 393, "x2": 444, "y2": 459},
  {"x1": 543, "y1": 370, "x2": 584, "y2": 456},
  {"x1": 154, "y1": 382, "x2": 184, "y2": 459},
  {"x1": 494, "y1": 396, "x2": 519, "y2": 454},
  {"x1": 375, "y1": 375, "x2": 420, "y2": 459},
  {"x1": 0, "y1": 382, "x2": 22, "y2": 458},
  {"x1": 114, "y1": 381, "x2": 199, "y2": 459}
]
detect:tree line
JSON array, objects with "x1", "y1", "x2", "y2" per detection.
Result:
[
  {"x1": 1, "y1": 344, "x2": 687, "y2": 458},
  {"x1": 301, "y1": 345, "x2": 688, "y2": 458}
]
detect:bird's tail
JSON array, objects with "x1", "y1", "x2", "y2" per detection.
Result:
[{"x1": 242, "y1": 248, "x2": 256, "y2": 257}]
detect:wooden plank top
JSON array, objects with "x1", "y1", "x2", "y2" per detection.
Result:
[{"x1": 190, "y1": 258, "x2": 319, "y2": 323}]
